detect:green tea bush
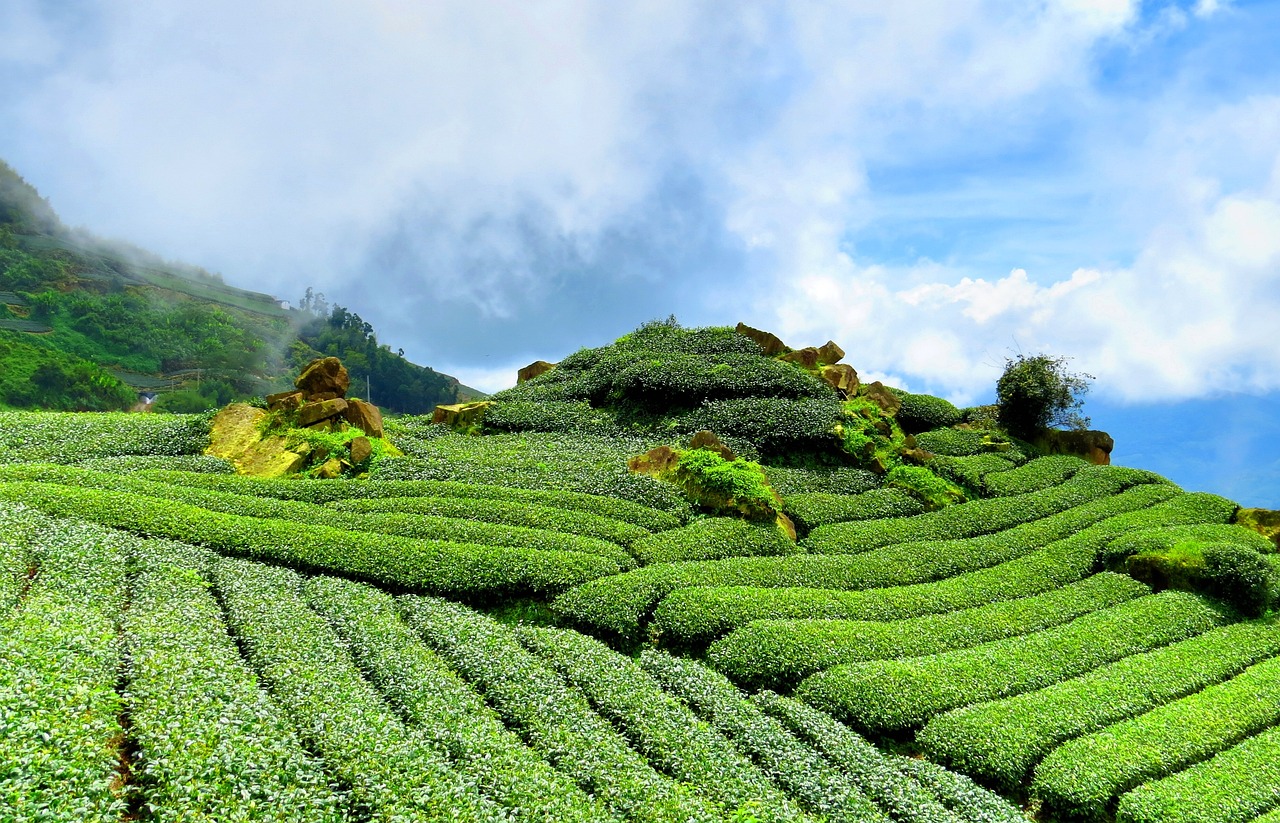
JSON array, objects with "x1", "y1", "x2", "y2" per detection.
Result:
[
  {"x1": 139, "y1": 465, "x2": 687, "y2": 530},
  {"x1": 304, "y1": 576, "x2": 612, "y2": 823},
  {"x1": 670, "y1": 448, "x2": 779, "y2": 520},
  {"x1": 0, "y1": 481, "x2": 619, "y2": 597},
  {"x1": 883, "y1": 465, "x2": 966, "y2": 510},
  {"x1": 763, "y1": 465, "x2": 879, "y2": 496},
  {"x1": 920, "y1": 619, "x2": 1280, "y2": 790},
  {"x1": 127, "y1": 540, "x2": 345, "y2": 823},
  {"x1": 678, "y1": 397, "x2": 842, "y2": 457},
  {"x1": 754, "y1": 692, "x2": 1026, "y2": 823},
  {"x1": 399, "y1": 595, "x2": 722, "y2": 822},
  {"x1": 213, "y1": 559, "x2": 502, "y2": 821},
  {"x1": 892, "y1": 757, "x2": 1030, "y2": 823},
  {"x1": 0, "y1": 508, "x2": 129, "y2": 823},
  {"x1": 631, "y1": 518, "x2": 799, "y2": 565},
  {"x1": 0, "y1": 410, "x2": 211, "y2": 463},
  {"x1": 895, "y1": 393, "x2": 963, "y2": 434},
  {"x1": 612, "y1": 320, "x2": 764, "y2": 356},
  {"x1": 983, "y1": 454, "x2": 1088, "y2": 496},
  {"x1": 1203, "y1": 543, "x2": 1277, "y2": 617},
  {"x1": 783, "y1": 489, "x2": 923, "y2": 534},
  {"x1": 796, "y1": 591, "x2": 1226, "y2": 733},
  {"x1": 609, "y1": 353, "x2": 831, "y2": 411},
  {"x1": 76, "y1": 454, "x2": 235, "y2": 474},
  {"x1": 709, "y1": 573, "x2": 1149, "y2": 689},
  {"x1": 804, "y1": 464, "x2": 1167, "y2": 554},
  {"x1": 649, "y1": 488, "x2": 1227, "y2": 643},
  {"x1": 1115, "y1": 724, "x2": 1280, "y2": 823},
  {"x1": 913, "y1": 428, "x2": 991, "y2": 457},
  {"x1": 516, "y1": 627, "x2": 808, "y2": 822},
  {"x1": 929, "y1": 452, "x2": 1022, "y2": 493},
  {"x1": 1033, "y1": 654, "x2": 1280, "y2": 820},
  {"x1": 1105, "y1": 523, "x2": 1275, "y2": 562},
  {"x1": 485, "y1": 400, "x2": 621, "y2": 434},
  {"x1": 637, "y1": 651, "x2": 888, "y2": 823}
]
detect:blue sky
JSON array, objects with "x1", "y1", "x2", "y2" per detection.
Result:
[{"x1": 2, "y1": 1, "x2": 1279, "y2": 504}]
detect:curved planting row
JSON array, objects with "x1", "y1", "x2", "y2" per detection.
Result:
[
  {"x1": 0, "y1": 464, "x2": 639, "y2": 569},
  {"x1": 137, "y1": 467, "x2": 686, "y2": 531},
  {"x1": 638, "y1": 651, "x2": 889, "y2": 822},
  {"x1": 0, "y1": 481, "x2": 618, "y2": 597},
  {"x1": 399, "y1": 595, "x2": 724, "y2": 822},
  {"x1": 213, "y1": 558, "x2": 506, "y2": 821},
  {"x1": 982, "y1": 454, "x2": 1088, "y2": 496},
  {"x1": 919, "y1": 618, "x2": 1280, "y2": 789},
  {"x1": 803, "y1": 464, "x2": 1167, "y2": 554},
  {"x1": 928, "y1": 452, "x2": 1021, "y2": 492},
  {"x1": 0, "y1": 508, "x2": 129, "y2": 823},
  {"x1": 630, "y1": 518, "x2": 801, "y2": 565},
  {"x1": 1032, "y1": 653, "x2": 1280, "y2": 820},
  {"x1": 0, "y1": 410, "x2": 210, "y2": 464},
  {"x1": 709, "y1": 572, "x2": 1150, "y2": 689},
  {"x1": 127, "y1": 540, "x2": 345, "y2": 822},
  {"x1": 304, "y1": 575, "x2": 613, "y2": 823},
  {"x1": 555, "y1": 482, "x2": 1195, "y2": 640},
  {"x1": 516, "y1": 626, "x2": 810, "y2": 821},
  {"x1": 1116, "y1": 723, "x2": 1280, "y2": 823},
  {"x1": 796, "y1": 591, "x2": 1228, "y2": 733},
  {"x1": 782, "y1": 489, "x2": 923, "y2": 533},
  {"x1": 648, "y1": 490, "x2": 1234, "y2": 644}
]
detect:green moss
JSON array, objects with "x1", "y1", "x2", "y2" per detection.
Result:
[
  {"x1": 669, "y1": 449, "x2": 779, "y2": 522},
  {"x1": 884, "y1": 465, "x2": 966, "y2": 511}
]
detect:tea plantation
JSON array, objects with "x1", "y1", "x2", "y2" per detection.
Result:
[{"x1": 2, "y1": 321, "x2": 1278, "y2": 822}]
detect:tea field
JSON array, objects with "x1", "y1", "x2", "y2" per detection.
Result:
[{"x1": 2, "y1": 325, "x2": 1278, "y2": 822}]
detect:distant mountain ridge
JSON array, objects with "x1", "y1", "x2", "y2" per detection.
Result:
[{"x1": 0, "y1": 159, "x2": 481, "y2": 413}]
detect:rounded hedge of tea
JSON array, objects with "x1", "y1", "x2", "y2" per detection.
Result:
[
  {"x1": 631, "y1": 517, "x2": 800, "y2": 565},
  {"x1": 782, "y1": 489, "x2": 924, "y2": 534},
  {"x1": 895, "y1": 393, "x2": 963, "y2": 434}
]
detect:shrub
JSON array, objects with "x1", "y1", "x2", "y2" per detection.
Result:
[
  {"x1": 884, "y1": 465, "x2": 965, "y2": 510},
  {"x1": 678, "y1": 397, "x2": 842, "y2": 457},
  {"x1": 0, "y1": 410, "x2": 211, "y2": 463},
  {"x1": 919, "y1": 619, "x2": 1280, "y2": 791},
  {"x1": 75, "y1": 454, "x2": 235, "y2": 474},
  {"x1": 795, "y1": 592, "x2": 1226, "y2": 733},
  {"x1": 1032, "y1": 654, "x2": 1280, "y2": 821},
  {"x1": 631, "y1": 518, "x2": 799, "y2": 565},
  {"x1": 762, "y1": 465, "x2": 879, "y2": 496},
  {"x1": 895, "y1": 393, "x2": 963, "y2": 433},
  {"x1": 929, "y1": 452, "x2": 1022, "y2": 493},
  {"x1": 485, "y1": 400, "x2": 621, "y2": 434},
  {"x1": 913, "y1": 427, "x2": 996, "y2": 457},
  {"x1": 669, "y1": 449, "x2": 779, "y2": 521},
  {"x1": 983, "y1": 454, "x2": 1088, "y2": 496},
  {"x1": 996, "y1": 352, "x2": 1093, "y2": 439},
  {"x1": 1203, "y1": 542, "x2": 1277, "y2": 617},
  {"x1": 783, "y1": 489, "x2": 923, "y2": 533}
]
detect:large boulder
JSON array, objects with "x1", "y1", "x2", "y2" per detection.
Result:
[
  {"x1": 432, "y1": 401, "x2": 492, "y2": 429},
  {"x1": 344, "y1": 398, "x2": 384, "y2": 438},
  {"x1": 265, "y1": 389, "x2": 305, "y2": 413},
  {"x1": 349, "y1": 436, "x2": 373, "y2": 466},
  {"x1": 517, "y1": 360, "x2": 557, "y2": 383},
  {"x1": 296, "y1": 398, "x2": 349, "y2": 428},
  {"x1": 820, "y1": 364, "x2": 859, "y2": 397},
  {"x1": 205, "y1": 404, "x2": 309, "y2": 478},
  {"x1": 295, "y1": 357, "x2": 350, "y2": 400},
  {"x1": 1235, "y1": 508, "x2": 1280, "y2": 550},
  {"x1": 816, "y1": 340, "x2": 845, "y2": 366},
  {"x1": 861, "y1": 381, "x2": 902, "y2": 415},
  {"x1": 735, "y1": 322, "x2": 789, "y2": 357},
  {"x1": 780, "y1": 347, "x2": 821, "y2": 370},
  {"x1": 1034, "y1": 429, "x2": 1114, "y2": 465},
  {"x1": 688, "y1": 430, "x2": 736, "y2": 462}
]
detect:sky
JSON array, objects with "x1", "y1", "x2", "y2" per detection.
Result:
[{"x1": 2, "y1": 0, "x2": 1278, "y2": 504}]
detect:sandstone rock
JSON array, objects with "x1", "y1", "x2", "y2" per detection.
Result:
[
  {"x1": 688, "y1": 430, "x2": 736, "y2": 461},
  {"x1": 295, "y1": 357, "x2": 350, "y2": 399},
  {"x1": 307, "y1": 391, "x2": 343, "y2": 402},
  {"x1": 205, "y1": 403, "x2": 308, "y2": 478},
  {"x1": 344, "y1": 398, "x2": 384, "y2": 438},
  {"x1": 266, "y1": 390, "x2": 305, "y2": 413},
  {"x1": 735, "y1": 322, "x2": 789, "y2": 357},
  {"x1": 901, "y1": 447, "x2": 934, "y2": 465},
  {"x1": 817, "y1": 340, "x2": 845, "y2": 365},
  {"x1": 517, "y1": 360, "x2": 557, "y2": 383},
  {"x1": 296, "y1": 398, "x2": 349, "y2": 428},
  {"x1": 1034, "y1": 429, "x2": 1114, "y2": 466},
  {"x1": 1235, "y1": 508, "x2": 1280, "y2": 550},
  {"x1": 820, "y1": 364, "x2": 859, "y2": 397},
  {"x1": 861, "y1": 382, "x2": 902, "y2": 415},
  {"x1": 349, "y1": 436, "x2": 372, "y2": 465},
  {"x1": 776, "y1": 512, "x2": 797, "y2": 542},
  {"x1": 627, "y1": 445, "x2": 681, "y2": 476},
  {"x1": 780, "y1": 347, "x2": 821, "y2": 370},
  {"x1": 431, "y1": 401, "x2": 492, "y2": 429},
  {"x1": 316, "y1": 458, "x2": 344, "y2": 479}
]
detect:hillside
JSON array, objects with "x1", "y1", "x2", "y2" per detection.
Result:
[
  {"x1": 1, "y1": 320, "x2": 1279, "y2": 823},
  {"x1": 0, "y1": 159, "x2": 477, "y2": 413}
]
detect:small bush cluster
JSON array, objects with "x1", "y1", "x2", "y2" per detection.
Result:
[
  {"x1": 783, "y1": 489, "x2": 924, "y2": 534},
  {"x1": 669, "y1": 448, "x2": 780, "y2": 521},
  {"x1": 631, "y1": 517, "x2": 800, "y2": 565},
  {"x1": 895, "y1": 393, "x2": 963, "y2": 434},
  {"x1": 796, "y1": 591, "x2": 1226, "y2": 733},
  {"x1": 884, "y1": 465, "x2": 966, "y2": 510}
]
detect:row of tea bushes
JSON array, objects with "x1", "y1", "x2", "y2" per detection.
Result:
[
  {"x1": 782, "y1": 489, "x2": 924, "y2": 534},
  {"x1": 0, "y1": 508, "x2": 129, "y2": 823},
  {"x1": 126, "y1": 540, "x2": 346, "y2": 823},
  {"x1": 647, "y1": 490, "x2": 1235, "y2": 644},
  {"x1": 399, "y1": 595, "x2": 724, "y2": 823},
  {"x1": 796, "y1": 591, "x2": 1228, "y2": 733},
  {"x1": 554, "y1": 482, "x2": 1188, "y2": 640},
  {"x1": 918, "y1": 618, "x2": 1280, "y2": 789},
  {"x1": 708, "y1": 573, "x2": 1150, "y2": 689},
  {"x1": 139, "y1": 465, "x2": 687, "y2": 531},
  {"x1": 0, "y1": 481, "x2": 619, "y2": 597},
  {"x1": 516, "y1": 626, "x2": 811, "y2": 822},
  {"x1": 803, "y1": 464, "x2": 1167, "y2": 554},
  {"x1": 762, "y1": 465, "x2": 880, "y2": 496},
  {"x1": 983, "y1": 454, "x2": 1088, "y2": 496},
  {"x1": 1032, "y1": 653, "x2": 1280, "y2": 820},
  {"x1": 303, "y1": 576, "x2": 612, "y2": 823},
  {"x1": 213, "y1": 558, "x2": 503, "y2": 821},
  {"x1": 630, "y1": 518, "x2": 801, "y2": 565},
  {"x1": 0, "y1": 410, "x2": 211, "y2": 464},
  {"x1": 928, "y1": 452, "x2": 1020, "y2": 492}
]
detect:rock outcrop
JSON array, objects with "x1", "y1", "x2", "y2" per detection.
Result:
[
  {"x1": 1235, "y1": 508, "x2": 1280, "y2": 549},
  {"x1": 518, "y1": 360, "x2": 557, "y2": 383},
  {"x1": 735, "y1": 322, "x2": 789, "y2": 357},
  {"x1": 344, "y1": 398, "x2": 384, "y2": 438},
  {"x1": 432, "y1": 400, "x2": 492, "y2": 429},
  {"x1": 295, "y1": 356, "x2": 350, "y2": 399},
  {"x1": 1034, "y1": 429, "x2": 1114, "y2": 466}
]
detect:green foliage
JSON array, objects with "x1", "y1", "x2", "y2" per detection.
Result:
[
  {"x1": 670, "y1": 448, "x2": 779, "y2": 520},
  {"x1": 836, "y1": 395, "x2": 904, "y2": 469},
  {"x1": 797, "y1": 591, "x2": 1227, "y2": 733},
  {"x1": 996, "y1": 352, "x2": 1093, "y2": 439},
  {"x1": 783, "y1": 489, "x2": 924, "y2": 533},
  {"x1": 920, "y1": 618, "x2": 1280, "y2": 791},
  {"x1": 762, "y1": 465, "x2": 879, "y2": 496},
  {"x1": 1032, "y1": 654, "x2": 1280, "y2": 820},
  {"x1": 0, "y1": 410, "x2": 211, "y2": 464},
  {"x1": 0, "y1": 331, "x2": 134, "y2": 410},
  {"x1": 709, "y1": 573, "x2": 1149, "y2": 690},
  {"x1": 914, "y1": 426, "x2": 1015, "y2": 457},
  {"x1": 884, "y1": 464, "x2": 966, "y2": 510},
  {"x1": 982, "y1": 454, "x2": 1088, "y2": 496},
  {"x1": 895, "y1": 393, "x2": 963, "y2": 433},
  {"x1": 928, "y1": 452, "x2": 1023, "y2": 493},
  {"x1": 679, "y1": 397, "x2": 843, "y2": 458},
  {"x1": 631, "y1": 517, "x2": 800, "y2": 565}
]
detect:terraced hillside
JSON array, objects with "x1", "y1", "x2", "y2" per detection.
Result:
[{"x1": 1, "y1": 322, "x2": 1278, "y2": 822}]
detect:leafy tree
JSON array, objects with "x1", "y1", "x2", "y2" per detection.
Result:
[{"x1": 995, "y1": 353, "x2": 1093, "y2": 439}]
